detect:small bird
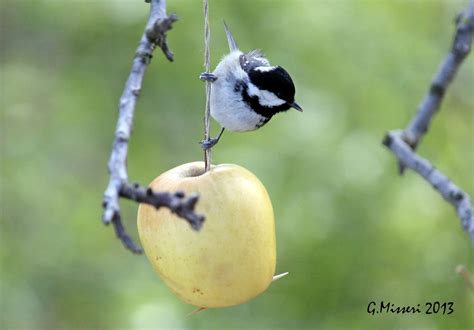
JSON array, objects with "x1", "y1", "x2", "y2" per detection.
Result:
[{"x1": 200, "y1": 22, "x2": 302, "y2": 150}]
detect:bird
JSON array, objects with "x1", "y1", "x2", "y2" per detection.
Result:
[{"x1": 200, "y1": 22, "x2": 302, "y2": 150}]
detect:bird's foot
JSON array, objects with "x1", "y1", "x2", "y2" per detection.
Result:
[
  {"x1": 199, "y1": 137, "x2": 219, "y2": 150},
  {"x1": 199, "y1": 72, "x2": 217, "y2": 82}
]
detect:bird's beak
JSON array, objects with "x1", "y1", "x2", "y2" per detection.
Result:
[{"x1": 291, "y1": 102, "x2": 303, "y2": 112}]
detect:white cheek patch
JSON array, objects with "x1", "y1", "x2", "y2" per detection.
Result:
[
  {"x1": 254, "y1": 65, "x2": 277, "y2": 72},
  {"x1": 247, "y1": 83, "x2": 286, "y2": 107}
]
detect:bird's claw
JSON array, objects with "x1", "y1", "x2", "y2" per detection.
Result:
[
  {"x1": 200, "y1": 72, "x2": 217, "y2": 82},
  {"x1": 199, "y1": 138, "x2": 219, "y2": 150}
]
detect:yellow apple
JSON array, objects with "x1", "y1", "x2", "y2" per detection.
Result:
[{"x1": 137, "y1": 162, "x2": 276, "y2": 308}]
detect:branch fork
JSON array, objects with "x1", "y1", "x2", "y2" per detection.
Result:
[{"x1": 383, "y1": 1, "x2": 474, "y2": 244}]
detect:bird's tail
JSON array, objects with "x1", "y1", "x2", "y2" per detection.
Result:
[{"x1": 223, "y1": 21, "x2": 239, "y2": 52}]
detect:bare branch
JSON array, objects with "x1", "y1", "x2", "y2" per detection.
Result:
[
  {"x1": 384, "y1": 1, "x2": 474, "y2": 245},
  {"x1": 401, "y1": 1, "x2": 474, "y2": 168},
  {"x1": 102, "y1": 0, "x2": 204, "y2": 253}
]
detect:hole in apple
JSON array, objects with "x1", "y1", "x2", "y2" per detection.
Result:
[{"x1": 185, "y1": 166, "x2": 206, "y2": 177}]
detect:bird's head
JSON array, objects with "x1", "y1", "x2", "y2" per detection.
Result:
[
  {"x1": 246, "y1": 64, "x2": 302, "y2": 113},
  {"x1": 223, "y1": 21, "x2": 302, "y2": 114}
]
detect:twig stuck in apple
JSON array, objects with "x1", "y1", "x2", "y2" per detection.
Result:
[{"x1": 272, "y1": 272, "x2": 289, "y2": 282}]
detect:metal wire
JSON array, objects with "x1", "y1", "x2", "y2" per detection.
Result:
[{"x1": 203, "y1": 0, "x2": 212, "y2": 172}]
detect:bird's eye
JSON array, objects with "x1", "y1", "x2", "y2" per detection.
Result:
[{"x1": 239, "y1": 55, "x2": 248, "y2": 68}]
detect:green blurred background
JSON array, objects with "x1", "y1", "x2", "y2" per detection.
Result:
[{"x1": 1, "y1": 0, "x2": 473, "y2": 329}]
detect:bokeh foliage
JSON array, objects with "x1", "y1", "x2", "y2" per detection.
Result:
[{"x1": 1, "y1": 0, "x2": 473, "y2": 329}]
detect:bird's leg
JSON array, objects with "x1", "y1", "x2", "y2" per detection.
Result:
[
  {"x1": 200, "y1": 127, "x2": 225, "y2": 150},
  {"x1": 199, "y1": 72, "x2": 217, "y2": 82}
]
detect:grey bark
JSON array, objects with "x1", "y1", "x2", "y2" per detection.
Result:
[
  {"x1": 102, "y1": 0, "x2": 204, "y2": 254},
  {"x1": 383, "y1": 1, "x2": 474, "y2": 245}
]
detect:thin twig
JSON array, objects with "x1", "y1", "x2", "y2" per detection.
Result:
[
  {"x1": 102, "y1": 0, "x2": 204, "y2": 254},
  {"x1": 456, "y1": 265, "x2": 474, "y2": 292},
  {"x1": 272, "y1": 272, "x2": 289, "y2": 282},
  {"x1": 203, "y1": 0, "x2": 212, "y2": 172},
  {"x1": 383, "y1": 1, "x2": 474, "y2": 245},
  {"x1": 187, "y1": 307, "x2": 208, "y2": 316}
]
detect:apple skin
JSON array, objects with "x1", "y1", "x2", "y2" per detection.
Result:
[{"x1": 137, "y1": 162, "x2": 276, "y2": 308}]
